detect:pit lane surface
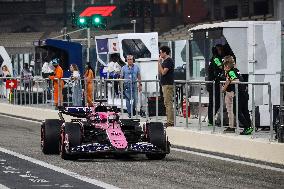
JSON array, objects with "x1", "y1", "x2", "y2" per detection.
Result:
[
  {"x1": 0, "y1": 151, "x2": 106, "y2": 189},
  {"x1": 0, "y1": 114, "x2": 284, "y2": 189}
]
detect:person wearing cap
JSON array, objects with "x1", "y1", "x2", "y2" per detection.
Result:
[{"x1": 49, "y1": 58, "x2": 64, "y2": 109}]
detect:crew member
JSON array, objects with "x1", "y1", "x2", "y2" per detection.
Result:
[{"x1": 49, "y1": 58, "x2": 64, "y2": 109}]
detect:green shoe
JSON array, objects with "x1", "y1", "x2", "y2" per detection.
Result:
[
  {"x1": 208, "y1": 123, "x2": 213, "y2": 127},
  {"x1": 245, "y1": 127, "x2": 254, "y2": 135},
  {"x1": 240, "y1": 127, "x2": 254, "y2": 135}
]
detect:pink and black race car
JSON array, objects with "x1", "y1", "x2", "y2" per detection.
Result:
[{"x1": 41, "y1": 100, "x2": 170, "y2": 160}]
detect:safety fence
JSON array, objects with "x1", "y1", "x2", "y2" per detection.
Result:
[
  {"x1": 175, "y1": 80, "x2": 276, "y2": 140},
  {"x1": 280, "y1": 82, "x2": 284, "y2": 126},
  {"x1": 0, "y1": 77, "x2": 281, "y2": 141}
]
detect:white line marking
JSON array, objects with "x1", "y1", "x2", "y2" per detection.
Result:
[
  {"x1": 0, "y1": 184, "x2": 10, "y2": 189},
  {"x1": 172, "y1": 148, "x2": 284, "y2": 173},
  {"x1": 0, "y1": 147, "x2": 120, "y2": 189},
  {"x1": 0, "y1": 114, "x2": 41, "y2": 124}
]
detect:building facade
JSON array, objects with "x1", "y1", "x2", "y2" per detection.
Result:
[
  {"x1": 183, "y1": 0, "x2": 283, "y2": 24},
  {"x1": 0, "y1": 0, "x2": 282, "y2": 34}
]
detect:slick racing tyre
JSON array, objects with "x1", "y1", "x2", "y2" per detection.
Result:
[
  {"x1": 60, "y1": 122, "x2": 81, "y2": 160},
  {"x1": 41, "y1": 119, "x2": 62, "y2": 154},
  {"x1": 146, "y1": 122, "x2": 167, "y2": 160}
]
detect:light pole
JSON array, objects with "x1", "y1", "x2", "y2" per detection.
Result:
[
  {"x1": 131, "y1": 19, "x2": 136, "y2": 33},
  {"x1": 87, "y1": 28, "x2": 90, "y2": 62}
]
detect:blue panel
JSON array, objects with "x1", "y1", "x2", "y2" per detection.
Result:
[
  {"x1": 45, "y1": 39, "x2": 83, "y2": 77},
  {"x1": 96, "y1": 39, "x2": 109, "y2": 53}
]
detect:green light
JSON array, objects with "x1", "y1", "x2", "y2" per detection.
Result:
[
  {"x1": 79, "y1": 18, "x2": 86, "y2": 24},
  {"x1": 94, "y1": 17, "x2": 101, "y2": 23},
  {"x1": 92, "y1": 15, "x2": 103, "y2": 26}
]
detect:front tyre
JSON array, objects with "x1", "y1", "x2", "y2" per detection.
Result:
[
  {"x1": 145, "y1": 122, "x2": 168, "y2": 160},
  {"x1": 60, "y1": 122, "x2": 81, "y2": 160}
]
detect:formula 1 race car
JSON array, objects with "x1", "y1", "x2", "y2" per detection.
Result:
[{"x1": 41, "y1": 100, "x2": 170, "y2": 160}]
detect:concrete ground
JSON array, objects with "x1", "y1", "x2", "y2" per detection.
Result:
[{"x1": 1, "y1": 115, "x2": 284, "y2": 189}]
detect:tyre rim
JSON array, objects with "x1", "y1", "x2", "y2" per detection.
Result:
[
  {"x1": 61, "y1": 132, "x2": 70, "y2": 155},
  {"x1": 40, "y1": 127, "x2": 44, "y2": 150},
  {"x1": 60, "y1": 131, "x2": 63, "y2": 155},
  {"x1": 64, "y1": 133, "x2": 70, "y2": 152}
]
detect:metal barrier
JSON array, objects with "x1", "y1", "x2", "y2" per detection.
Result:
[
  {"x1": 0, "y1": 77, "x2": 280, "y2": 142},
  {"x1": 280, "y1": 82, "x2": 284, "y2": 125},
  {"x1": 94, "y1": 78, "x2": 160, "y2": 120},
  {"x1": 220, "y1": 81, "x2": 272, "y2": 140},
  {"x1": 46, "y1": 78, "x2": 161, "y2": 120},
  {"x1": 0, "y1": 77, "x2": 48, "y2": 106},
  {"x1": 173, "y1": 80, "x2": 274, "y2": 141},
  {"x1": 174, "y1": 80, "x2": 214, "y2": 130}
]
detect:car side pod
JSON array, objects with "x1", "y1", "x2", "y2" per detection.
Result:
[{"x1": 41, "y1": 119, "x2": 62, "y2": 154}]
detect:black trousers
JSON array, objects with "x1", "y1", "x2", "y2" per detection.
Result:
[
  {"x1": 24, "y1": 82, "x2": 32, "y2": 91},
  {"x1": 208, "y1": 86, "x2": 221, "y2": 124},
  {"x1": 233, "y1": 93, "x2": 251, "y2": 129}
]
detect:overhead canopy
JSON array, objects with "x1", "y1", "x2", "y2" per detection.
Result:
[
  {"x1": 188, "y1": 21, "x2": 249, "y2": 31},
  {"x1": 188, "y1": 21, "x2": 250, "y2": 40},
  {"x1": 44, "y1": 39, "x2": 83, "y2": 77}
]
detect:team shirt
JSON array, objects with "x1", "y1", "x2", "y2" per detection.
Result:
[
  {"x1": 160, "y1": 57, "x2": 175, "y2": 86},
  {"x1": 226, "y1": 68, "x2": 246, "y2": 92},
  {"x1": 208, "y1": 56, "x2": 224, "y2": 83}
]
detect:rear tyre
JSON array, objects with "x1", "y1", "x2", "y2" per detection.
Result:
[
  {"x1": 41, "y1": 119, "x2": 62, "y2": 154},
  {"x1": 145, "y1": 122, "x2": 167, "y2": 160},
  {"x1": 60, "y1": 122, "x2": 81, "y2": 160}
]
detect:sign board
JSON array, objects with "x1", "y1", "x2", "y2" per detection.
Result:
[{"x1": 108, "y1": 38, "x2": 119, "y2": 54}]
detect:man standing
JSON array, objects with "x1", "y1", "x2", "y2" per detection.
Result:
[
  {"x1": 49, "y1": 58, "x2": 64, "y2": 109},
  {"x1": 207, "y1": 44, "x2": 224, "y2": 126},
  {"x1": 121, "y1": 55, "x2": 142, "y2": 118},
  {"x1": 158, "y1": 46, "x2": 175, "y2": 127}
]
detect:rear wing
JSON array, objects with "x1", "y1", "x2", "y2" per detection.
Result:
[
  {"x1": 59, "y1": 106, "x2": 91, "y2": 119},
  {"x1": 57, "y1": 104, "x2": 119, "y2": 120}
]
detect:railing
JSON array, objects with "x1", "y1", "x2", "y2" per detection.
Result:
[
  {"x1": 174, "y1": 80, "x2": 213, "y2": 130},
  {"x1": 280, "y1": 82, "x2": 284, "y2": 125},
  {"x1": 174, "y1": 80, "x2": 274, "y2": 140},
  {"x1": 0, "y1": 77, "x2": 48, "y2": 106},
  {"x1": 0, "y1": 77, "x2": 281, "y2": 142}
]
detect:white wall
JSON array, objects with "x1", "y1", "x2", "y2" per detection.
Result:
[{"x1": 223, "y1": 28, "x2": 248, "y2": 74}]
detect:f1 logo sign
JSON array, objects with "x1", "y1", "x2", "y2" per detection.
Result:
[{"x1": 6, "y1": 79, "x2": 17, "y2": 89}]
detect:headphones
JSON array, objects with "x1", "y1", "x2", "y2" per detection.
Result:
[{"x1": 125, "y1": 55, "x2": 135, "y2": 63}]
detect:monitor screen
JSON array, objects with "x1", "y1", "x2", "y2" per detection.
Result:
[{"x1": 121, "y1": 39, "x2": 151, "y2": 59}]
